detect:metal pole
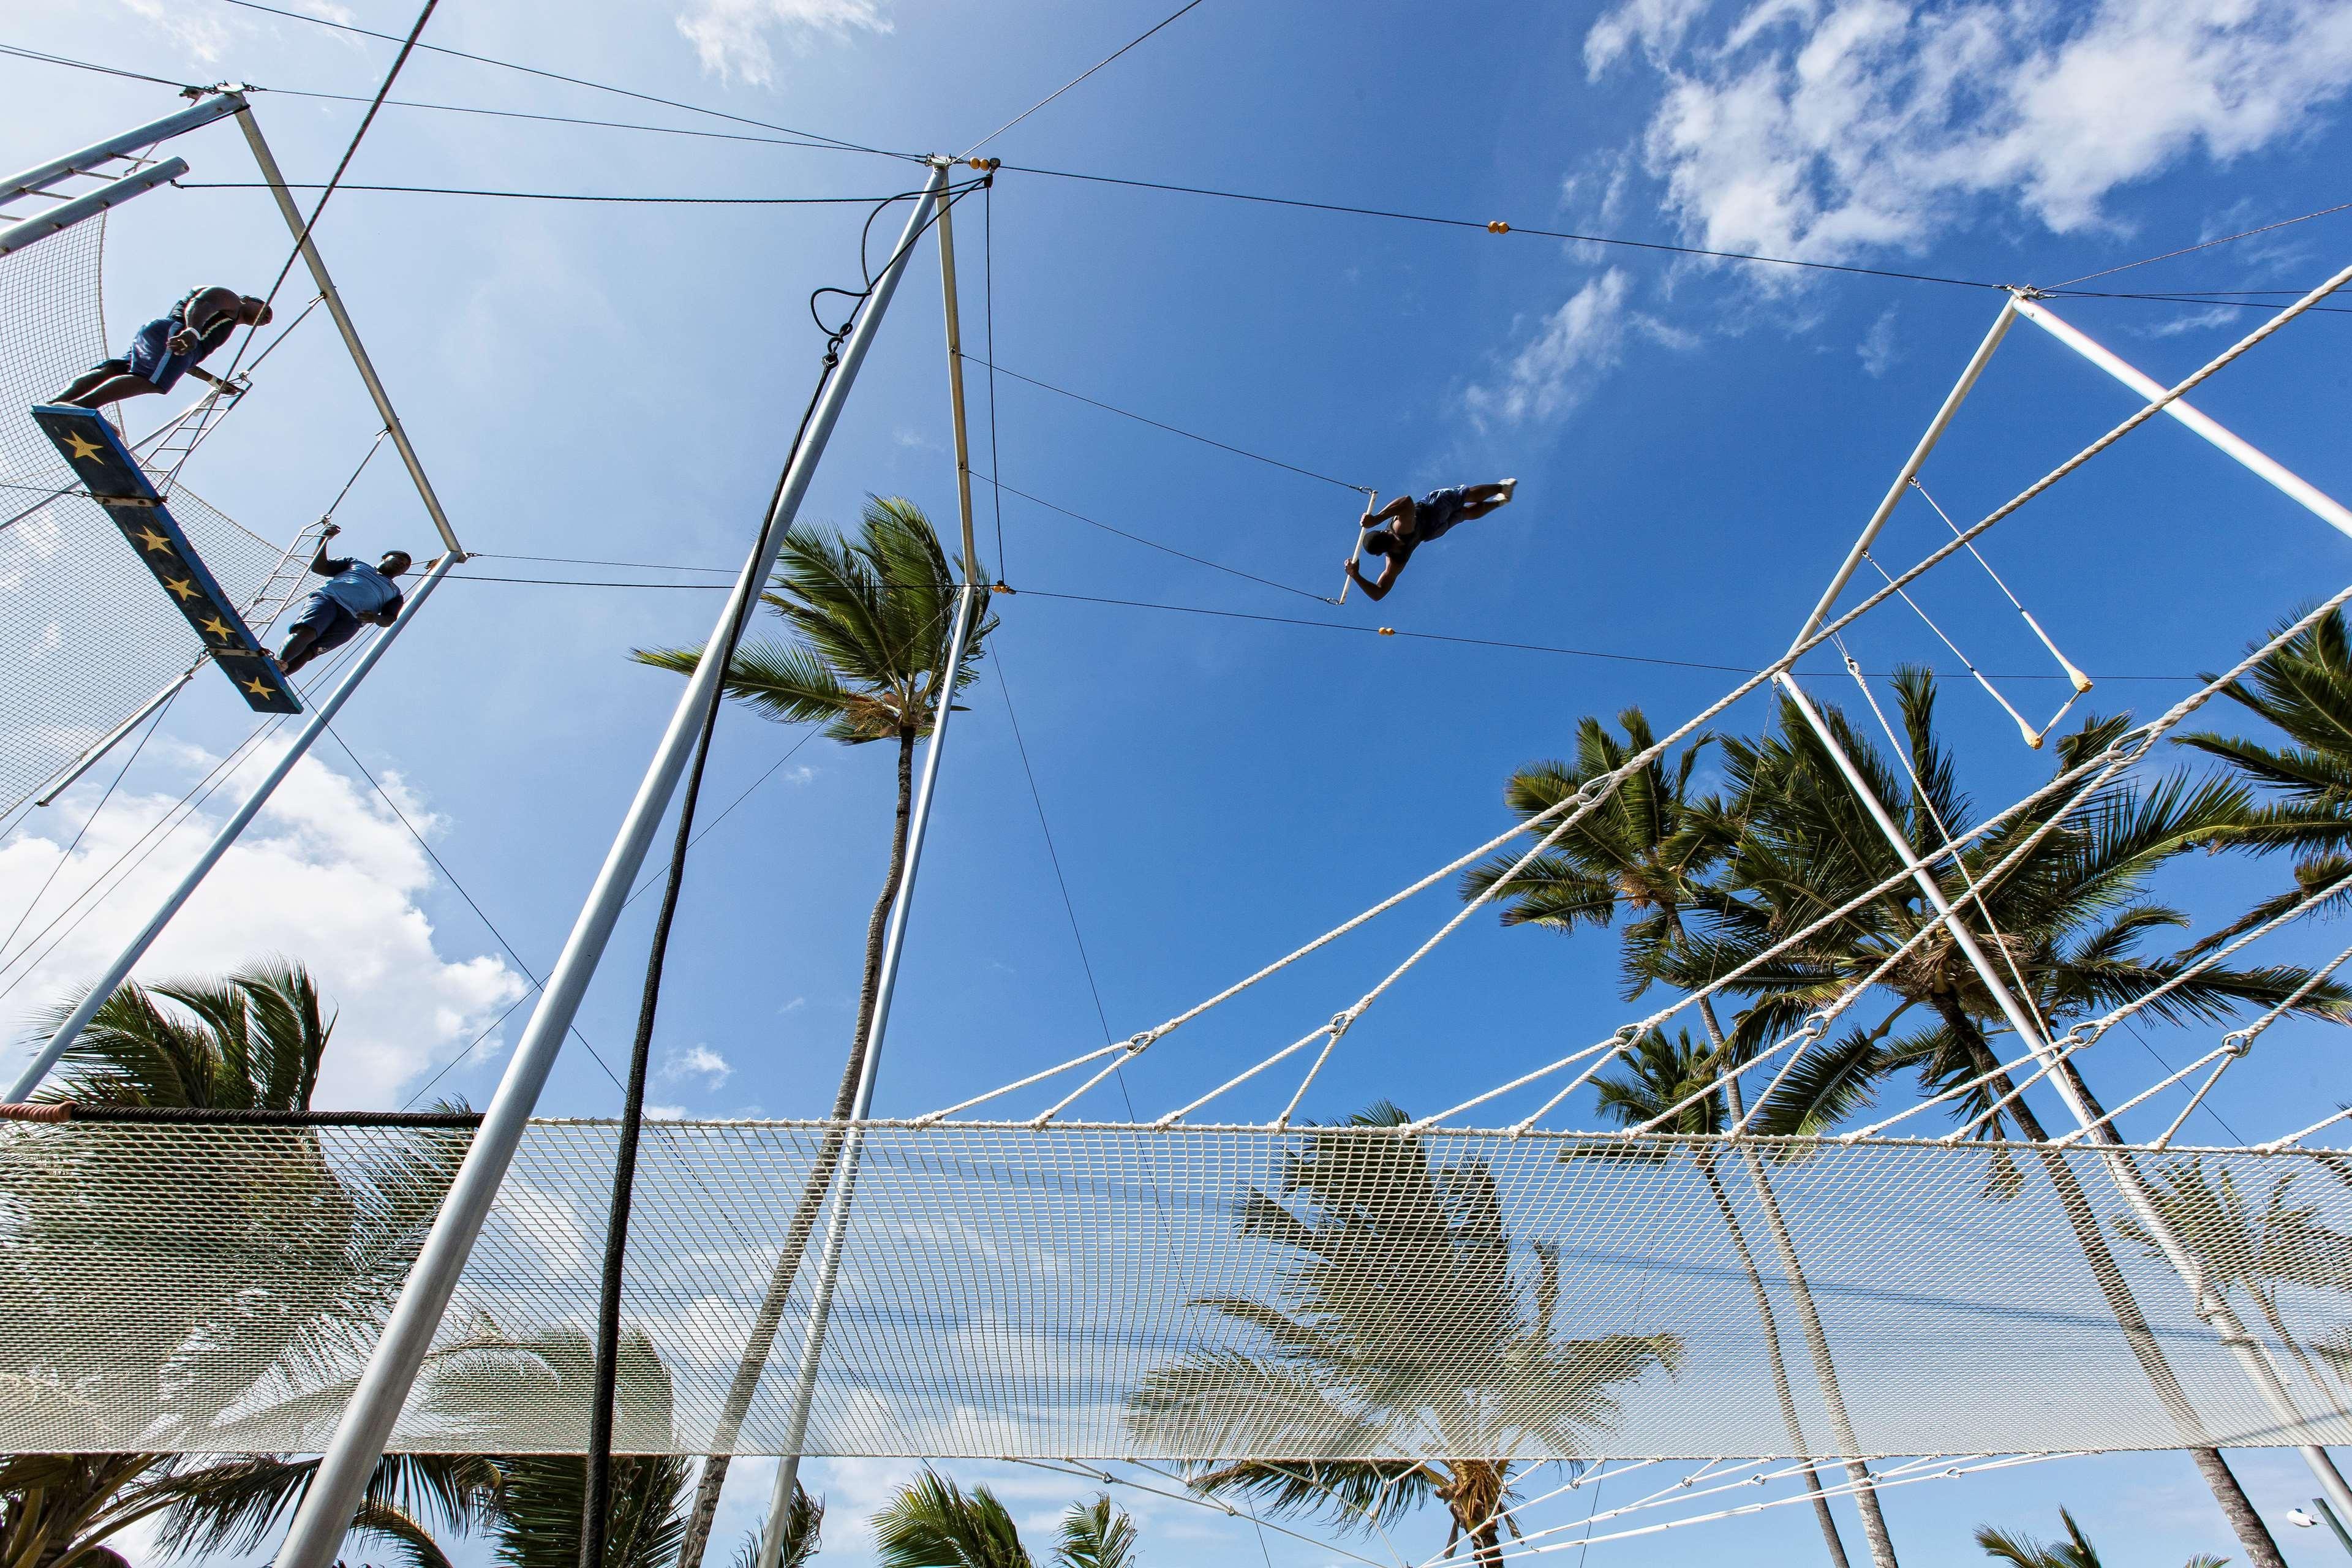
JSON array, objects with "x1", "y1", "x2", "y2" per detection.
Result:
[
  {"x1": 4, "y1": 554, "x2": 456, "y2": 1102},
  {"x1": 753, "y1": 159, "x2": 984, "y2": 1568},
  {"x1": 759, "y1": 577, "x2": 984, "y2": 1568},
  {"x1": 268, "y1": 164, "x2": 946, "y2": 1568},
  {"x1": 31, "y1": 662, "x2": 200, "y2": 808},
  {"x1": 2009, "y1": 292, "x2": 2352, "y2": 543},
  {"x1": 0, "y1": 159, "x2": 189, "y2": 258},
  {"x1": 230, "y1": 101, "x2": 464, "y2": 557},
  {"x1": 0, "y1": 94, "x2": 241, "y2": 205},
  {"x1": 933, "y1": 178, "x2": 982, "y2": 580},
  {"x1": 1774, "y1": 670, "x2": 2352, "y2": 1515},
  {"x1": 1787, "y1": 298, "x2": 2017, "y2": 655}
]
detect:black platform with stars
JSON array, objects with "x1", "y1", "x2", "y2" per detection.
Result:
[{"x1": 31, "y1": 404, "x2": 301, "y2": 715}]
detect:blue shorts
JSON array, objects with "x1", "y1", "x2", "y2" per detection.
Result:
[
  {"x1": 288, "y1": 593, "x2": 360, "y2": 652},
  {"x1": 1413, "y1": 486, "x2": 1471, "y2": 543},
  {"x1": 124, "y1": 317, "x2": 196, "y2": 393}
]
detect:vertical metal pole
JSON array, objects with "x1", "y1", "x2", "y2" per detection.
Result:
[
  {"x1": 753, "y1": 160, "x2": 984, "y2": 1568},
  {"x1": 4, "y1": 554, "x2": 456, "y2": 1102},
  {"x1": 2008, "y1": 292, "x2": 2352, "y2": 543},
  {"x1": 230, "y1": 101, "x2": 464, "y2": 558},
  {"x1": 270, "y1": 165, "x2": 947, "y2": 1568},
  {"x1": 758, "y1": 579, "x2": 981, "y2": 1568},
  {"x1": 1787, "y1": 298, "x2": 2016, "y2": 657},
  {"x1": 1775, "y1": 671, "x2": 2352, "y2": 1515}
]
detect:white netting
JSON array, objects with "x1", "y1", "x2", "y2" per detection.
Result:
[
  {"x1": 0, "y1": 219, "x2": 289, "y2": 815},
  {"x1": 3, "y1": 1119, "x2": 2348, "y2": 1460}
]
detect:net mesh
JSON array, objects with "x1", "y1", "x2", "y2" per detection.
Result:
[
  {"x1": 4, "y1": 1120, "x2": 2349, "y2": 1460},
  {"x1": 0, "y1": 220, "x2": 288, "y2": 815}
]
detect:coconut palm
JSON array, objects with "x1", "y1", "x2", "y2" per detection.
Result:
[
  {"x1": 1589, "y1": 1030, "x2": 1864, "y2": 1566},
  {"x1": 1128, "y1": 1103, "x2": 1681, "y2": 1568},
  {"x1": 1975, "y1": 1506, "x2": 2226, "y2": 1568},
  {"x1": 870, "y1": 1473, "x2": 1138, "y2": 1568},
  {"x1": 1681, "y1": 673, "x2": 2345, "y2": 1568},
  {"x1": 2177, "y1": 605, "x2": 2352, "y2": 940},
  {"x1": 2113, "y1": 1161, "x2": 2352, "y2": 1419},
  {"x1": 1464, "y1": 711, "x2": 1879, "y2": 1567},
  {"x1": 635, "y1": 495, "x2": 994, "y2": 1567},
  {"x1": 0, "y1": 962, "x2": 481, "y2": 1568}
]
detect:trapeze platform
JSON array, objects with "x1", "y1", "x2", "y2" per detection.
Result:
[{"x1": 31, "y1": 403, "x2": 300, "y2": 715}]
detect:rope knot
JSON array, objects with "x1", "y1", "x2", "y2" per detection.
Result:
[
  {"x1": 1123, "y1": 1030, "x2": 1157, "y2": 1057},
  {"x1": 2220, "y1": 1028, "x2": 2254, "y2": 1058},
  {"x1": 1327, "y1": 1010, "x2": 1358, "y2": 1039}
]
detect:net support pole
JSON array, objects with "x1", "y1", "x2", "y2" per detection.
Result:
[
  {"x1": 753, "y1": 159, "x2": 981, "y2": 1568},
  {"x1": 0, "y1": 92, "x2": 244, "y2": 257},
  {"x1": 1785, "y1": 296, "x2": 2016, "y2": 657},
  {"x1": 4, "y1": 554, "x2": 456, "y2": 1102},
  {"x1": 1774, "y1": 669, "x2": 2352, "y2": 1518},
  {"x1": 2008, "y1": 292, "x2": 2352, "y2": 543},
  {"x1": 0, "y1": 158, "x2": 189, "y2": 258},
  {"x1": 31, "y1": 661, "x2": 198, "y2": 808},
  {"x1": 229, "y1": 99, "x2": 464, "y2": 558},
  {"x1": 268, "y1": 162, "x2": 947, "y2": 1568}
]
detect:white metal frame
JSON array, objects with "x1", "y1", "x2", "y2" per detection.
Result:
[{"x1": 1789, "y1": 282, "x2": 2352, "y2": 1518}]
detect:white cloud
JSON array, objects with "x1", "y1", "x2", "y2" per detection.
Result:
[
  {"x1": 1462, "y1": 270, "x2": 1632, "y2": 428},
  {"x1": 778, "y1": 995, "x2": 807, "y2": 1015},
  {"x1": 676, "y1": 0, "x2": 893, "y2": 85},
  {"x1": 0, "y1": 742, "x2": 524, "y2": 1107},
  {"x1": 1616, "y1": 0, "x2": 2352, "y2": 268},
  {"x1": 1857, "y1": 304, "x2": 1901, "y2": 375},
  {"x1": 646, "y1": 1102, "x2": 688, "y2": 1120},
  {"x1": 662, "y1": 1041, "x2": 734, "y2": 1087},
  {"x1": 2142, "y1": 304, "x2": 2244, "y2": 337},
  {"x1": 1585, "y1": 0, "x2": 1713, "y2": 77}
]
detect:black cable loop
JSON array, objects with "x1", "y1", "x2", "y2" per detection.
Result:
[{"x1": 580, "y1": 176, "x2": 948, "y2": 1566}]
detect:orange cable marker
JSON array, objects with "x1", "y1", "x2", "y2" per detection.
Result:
[{"x1": 1487, "y1": 220, "x2": 1509, "y2": 235}]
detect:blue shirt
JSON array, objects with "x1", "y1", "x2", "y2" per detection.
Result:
[{"x1": 315, "y1": 559, "x2": 399, "y2": 617}]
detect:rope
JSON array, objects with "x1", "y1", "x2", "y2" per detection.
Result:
[
  {"x1": 2049, "y1": 200, "x2": 2352, "y2": 290},
  {"x1": 971, "y1": 360, "x2": 1370, "y2": 491},
  {"x1": 579, "y1": 176, "x2": 978, "y2": 1564},
  {"x1": 976, "y1": 476, "x2": 1334, "y2": 602},
  {"x1": 221, "y1": 0, "x2": 441, "y2": 388},
  {"x1": 0, "y1": 1102, "x2": 480, "y2": 1126},
  {"x1": 959, "y1": 0, "x2": 1207, "y2": 158},
  {"x1": 209, "y1": 0, "x2": 915, "y2": 161},
  {"x1": 181, "y1": 181, "x2": 933, "y2": 206},
  {"x1": 1413, "y1": 575, "x2": 2352, "y2": 1134}
]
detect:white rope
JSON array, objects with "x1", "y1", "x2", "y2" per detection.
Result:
[
  {"x1": 1854, "y1": 555, "x2": 2046, "y2": 747},
  {"x1": 2259, "y1": 1104, "x2": 2352, "y2": 1154},
  {"x1": 1838, "y1": 1038, "x2": 2049, "y2": 1140},
  {"x1": 2077, "y1": 864, "x2": 2352, "y2": 1046},
  {"x1": 2051, "y1": 1041, "x2": 2241, "y2": 1147},
  {"x1": 912, "y1": 1039, "x2": 1132, "y2": 1125},
  {"x1": 1482, "y1": 1452, "x2": 2076, "y2": 1563},
  {"x1": 2152, "y1": 1055, "x2": 2239, "y2": 1150},
  {"x1": 1428, "y1": 576, "x2": 2352, "y2": 1134},
  {"x1": 2217, "y1": 934, "x2": 2352, "y2": 1055},
  {"x1": 1910, "y1": 476, "x2": 2093, "y2": 693},
  {"x1": 1012, "y1": 1458, "x2": 1392, "y2": 1568},
  {"x1": 1153, "y1": 1020, "x2": 1334, "y2": 1126},
  {"x1": 956, "y1": 261, "x2": 2352, "y2": 1131}
]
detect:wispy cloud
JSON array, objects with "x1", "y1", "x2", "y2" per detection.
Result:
[
  {"x1": 1857, "y1": 305, "x2": 1902, "y2": 376},
  {"x1": 661, "y1": 1042, "x2": 734, "y2": 1088},
  {"x1": 676, "y1": 0, "x2": 892, "y2": 85}
]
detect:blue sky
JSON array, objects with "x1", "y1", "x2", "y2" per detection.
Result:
[{"x1": 5, "y1": 0, "x2": 2352, "y2": 1562}]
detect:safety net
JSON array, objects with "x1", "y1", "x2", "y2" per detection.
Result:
[
  {"x1": 0, "y1": 218, "x2": 292, "y2": 815},
  {"x1": 2, "y1": 1118, "x2": 2348, "y2": 1461}
]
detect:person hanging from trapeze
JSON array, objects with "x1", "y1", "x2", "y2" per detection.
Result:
[
  {"x1": 50, "y1": 287, "x2": 272, "y2": 410},
  {"x1": 276, "y1": 525, "x2": 415, "y2": 674},
  {"x1": 1341, "y1": 479, "x2": 1518, "y2": 602}
]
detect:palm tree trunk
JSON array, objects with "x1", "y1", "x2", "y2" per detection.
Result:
[
  {"x1": 1696, "y1": 997, "x2": 1868, "y2": 1568},
  {"x1": 1931, "y1": 998, "x2": 2287, "y2": 1568},
  {"x1": 674, "y1": 730, "x2": 919, "y2": 1568},
  {"x1": 1694, "y1": 1147, "x2": 1853, "y2": 1568}
]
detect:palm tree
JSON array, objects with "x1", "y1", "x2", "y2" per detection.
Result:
[
  {"x1": 635, "y1": 495, "x2": 994, "y2": 1567},
  {"x1": 1589, "y1": 1030, "x2": 1861, "y2": 1567},
  {"x1": 2114, "y1": 1161, "x2": 2352, "y2": 1419},
  {"x1": 0, "y1": 962, "x2": 482, "y2": 1568},
  {"x1": 1464, "y1": 711, "x2": 1880, "y2": 1567},
  {"x1": 871, "y1": 1472, "x2": 1138, "y2": 1568},
  {"x1": 1684, "y1": 673, "x2": 2346, "y2": 1568},
  {"x1": 1975, "y1": 1506, "x2": 2226, "y2": 1568},
  {"x1": 2177, "y1": 605, "x2": 2352, "y2": 939},
  {"x1": 1128, "y1": 1103, "x2": 1681, "y2": 1568}
]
